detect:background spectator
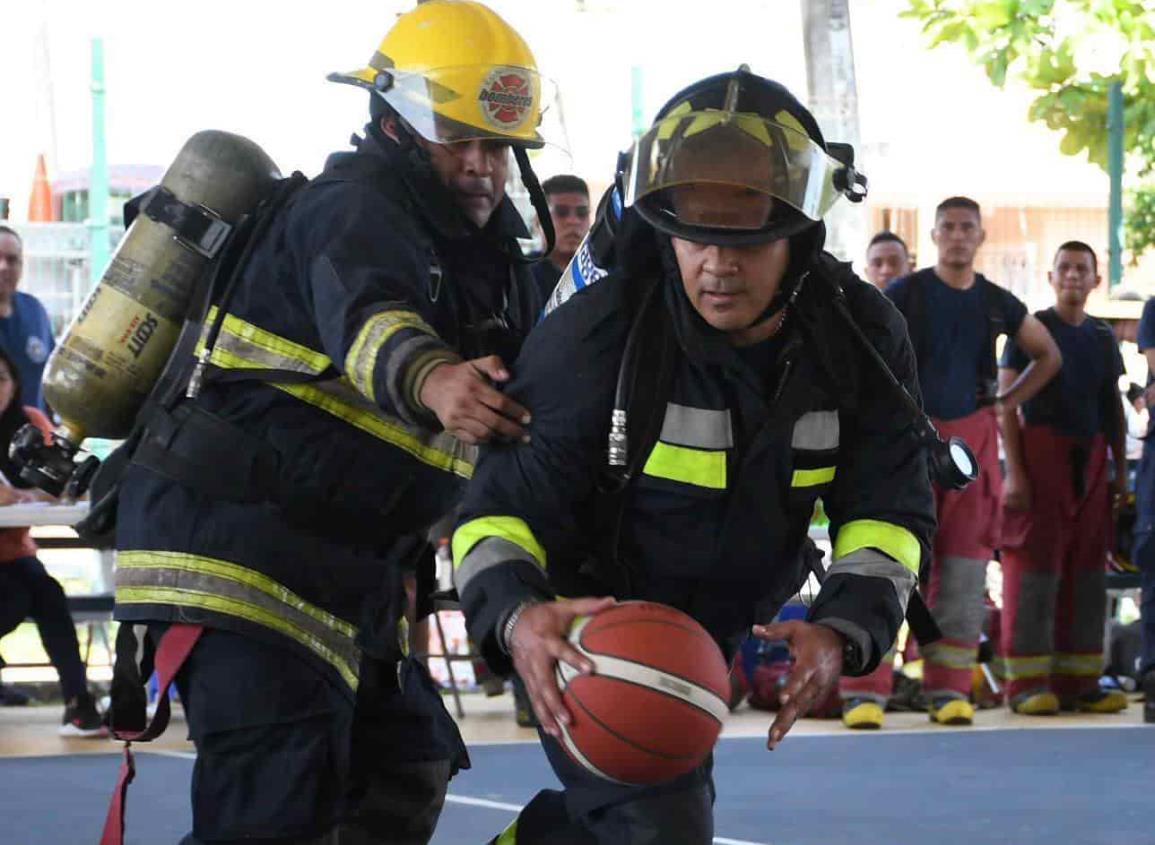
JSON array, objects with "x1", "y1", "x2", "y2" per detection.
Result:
[
  {"x1": 864, "y1": 231, "x2": 912, "y2": 290},
  {"x1": 997, "y1": 242, "x2": 1128, "y2": 715},
  {"x1": 0, "y1": 345, "x2": 105, "y2": 735},
  {"x1": 531, "y1": 175, "x2": 591, "y2": 301},
  {"x1": 0, "y1": 226, "x2": 55, "y2": 411}
]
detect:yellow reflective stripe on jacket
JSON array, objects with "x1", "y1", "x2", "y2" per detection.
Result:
[
  {"x1": 453, "y1": 516, "x2": 547, "y2": 572},
  {"x1": 642, "y1": 442, "x2": 726, "y2": 489},
  {"x1": 346, "y1": 309, "x2": 437, "y2": 403},
  {"x1": 494, "y1": 817, "x2": 518, "y2": 845},
  {"x1": 791, "y1": 466, "x2": 836, "y2": 488},
  {"x1": 276, "y1": 381, "x2": 474, "y2": 479},
  {"x1": 202, "y1": 310, "x2": 474, "y2": 479},
  {"x1": 202, "y1": 308, "x2": 330, "y2": 375},
  {"x1": 116, "y1": 550, "x2": 360, "y2": 690},
  {"x1": 833, "y1": 519, "x2": 920, "y2": 575}
]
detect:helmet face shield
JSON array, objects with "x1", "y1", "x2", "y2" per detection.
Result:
[
  {"x1": 621, "y1": 110, "x2": 846, "y2": 239},
  {"x1": 333, "y1": 63, "x2": 566, "y2": 151}
]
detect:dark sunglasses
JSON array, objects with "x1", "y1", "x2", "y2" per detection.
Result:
[{"x1": 550, "y1": 203, "x2": 590, "y2": 220}]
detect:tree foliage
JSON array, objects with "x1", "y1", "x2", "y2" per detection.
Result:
[{"x1": 903, "y1": 0, "x2": 1155, "y2": 259}]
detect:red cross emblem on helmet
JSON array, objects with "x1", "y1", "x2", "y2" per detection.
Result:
[{"x1": 478, "y1": 68, "x2": 534, "y2": 131}]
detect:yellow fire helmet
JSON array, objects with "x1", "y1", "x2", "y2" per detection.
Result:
[{"x1": 328, "y1": 0, "x2": 562, "y2": 150}]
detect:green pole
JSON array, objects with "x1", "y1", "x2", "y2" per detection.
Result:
[
  {"x1": 1108, "y1": 80, "x2": 1124, "y2": 291},
  {"x1": 631, "y1": 66, "x2": 645, "y2": 139},
  {"x1": 88, "y1": 37, "x2": 110, "y2": 287}
]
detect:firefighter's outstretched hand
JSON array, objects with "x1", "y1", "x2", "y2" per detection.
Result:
[
  {"x1": 509, "y1": 597, "x2": 615, "y2": 739},
  {"x1": 419, "y1": 356, "x2": 531, "y2": 445},
  {"x1": 751, "y1": 620, "x2": 845, "y2": 750}
]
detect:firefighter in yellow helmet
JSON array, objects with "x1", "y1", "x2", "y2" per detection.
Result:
[{"x1": 107, "y1": 3, "x2": 560, "y2": 843}]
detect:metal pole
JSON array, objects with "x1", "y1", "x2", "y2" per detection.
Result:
[
  {"x1": 1108, "y1": 80, "x2": 1124, "y2": 291},
  {"x1": 88, "y1": 37, "x2": 110, "y2": 287}
]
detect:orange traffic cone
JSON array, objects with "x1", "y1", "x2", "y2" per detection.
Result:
[{"x1": 28, "y1": 154, "x2": 54, "y2": 221}]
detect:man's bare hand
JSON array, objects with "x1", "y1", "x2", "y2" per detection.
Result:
[
  {"x1": 752, "y1": 621, "x2": 845, "y2": 750},
  {"x1": 1002, "y1": 470, "x2": 1031, "y2": 512},
  {"x1": 418, "y1": 356, "x2": 531, "y2": 445},
  {"x1": 509, "y1": 597, "x2": 615, "y2": 738}
]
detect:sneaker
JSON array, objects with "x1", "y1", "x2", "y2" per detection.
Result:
[
  {"x1": 841, "y1": 698, "x2": 884, "y2": 730},
  {"x1": 1069, "y1": 689, "x2": 1129, "y2": 714},
  {"x1": 0, "y1": 682, "x2": 31, "y2": 707},
  {"x1": 59, "y1": 693, "x2": 109, "y2": 738},
  {"x1": 1011, "y1": 690, "x2": 1060, "y2": 716},
  {"x1": 928, "y1": 696, "x2": 974, "y2": 726}
]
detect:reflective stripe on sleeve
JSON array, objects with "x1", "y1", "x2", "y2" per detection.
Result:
[
  {"x1": 452, "y1": 516, "x2": 547, "y2": 594},
  {"x1": 825, "y1": 548, "x2": 917, "y2": 613},
  {"x1": 201, "y1": 309, "x2": 474, "y2": 478},
  {"x1": 833, "y1": 519, "x2": 921, "y2": 575},
  {"x1": 346, "y1": 309, "x2": 438, "y2": 403}
]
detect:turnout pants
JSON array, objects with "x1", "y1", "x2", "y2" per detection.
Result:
[
  {"x1": 998, "y1": 427, "x2": 1111, "y2": 703},
  {"x1": 922, "y1": 409, "x2": 1002, "y2": 700},
  {"x1": 161, "y1": 626, "x2": 458, "y2": 844},
  {"x1": 489, "y1": 732, "x2": 715, "y2": 845}
]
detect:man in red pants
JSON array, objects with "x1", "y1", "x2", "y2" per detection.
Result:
[
  {"x1": 885, "y1": 197, "x2": 1061, "y2": 726},
  {"x1": 997, "y1": 241, "x2": 1129, "y2": 715}
]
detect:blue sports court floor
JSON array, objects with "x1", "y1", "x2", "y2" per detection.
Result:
[{"x1": 2, "y1": 726, "x2": 1151, "y2": 844}]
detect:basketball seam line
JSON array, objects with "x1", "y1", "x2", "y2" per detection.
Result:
[
  {"x1": 568, "y1": 644, "x2": 729, "y2": 723},
  {"x1": 564, "y1": 672, "x2": 703, "y2": 764}
]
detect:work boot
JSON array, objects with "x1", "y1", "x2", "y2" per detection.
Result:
[
  {"x1": 59, "y1": 692, "x2": 109, "y2": 738},
  {"x1": 1064, "y1": 689, "x2": 1130, "y2": 714},
  {"x1": 928, "y1": 696, "x2": 974, "y2": 726},
  {"x1": 1011, "y1": 690, "x2": 1060, "y2": 715},
  {"x1": 841, "y1": 698, "x2": 884, "y2": 730}
]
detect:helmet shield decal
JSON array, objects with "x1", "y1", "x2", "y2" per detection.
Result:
[{"x1": 355, "y1": 64, "x2": 565, "y2": 150}]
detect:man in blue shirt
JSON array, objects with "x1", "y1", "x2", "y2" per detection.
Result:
[
  {"x1": 884, "y1": 197, "x2": 1060, "y2": 727},
  {"x1": 1131, "y1": 296, "x2": 1155, "y2": 722},
  {"x1": 0, "y1": 227, "x2": 55, "y2": 411},
  {"x1": 998, "y1": 241, "x2": 1128, "y2": 716}
]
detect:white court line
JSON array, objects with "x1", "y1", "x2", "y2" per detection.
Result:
[
  {"x1": 442, "y1": 794, "x2": 772, "y2": 845},
  {"x1": 124, "y1": 765, "x2": 772, "y2": 845}
]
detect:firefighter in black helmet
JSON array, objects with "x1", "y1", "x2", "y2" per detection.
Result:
[{"x1": 452, "y1": 67, "x2": 936, "y2": 843}]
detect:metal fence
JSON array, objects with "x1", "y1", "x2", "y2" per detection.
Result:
[{"x1": 6, "y1": 222, "x2": 124, "y2": 336}]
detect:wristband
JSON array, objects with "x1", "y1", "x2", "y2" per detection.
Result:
[{"x1": 498, "y1": 600, "x2": 539, "y2": 655}]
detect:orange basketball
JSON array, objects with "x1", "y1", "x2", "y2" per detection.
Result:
[{"x1": 554, "y1": 600, "x2": 730, "y2": 785}]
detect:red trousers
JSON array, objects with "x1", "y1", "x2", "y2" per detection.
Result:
[
  {"x1": 998, "y1": 426, "x2": 1110, "y2": 702},
  {"x1": 922, "y1": 409, "x2": 1002, "y2": 698},
  {"x1": 843, "y1": 408, "x2": 1001, "y2": 702}
]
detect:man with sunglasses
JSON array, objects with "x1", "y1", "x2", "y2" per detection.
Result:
[
  {"x1": 532, "y1": 174, "x2": 592, "y2": 302},
  {"x1": 452, "y1": 68, "x2": 935, "y2": 843}
]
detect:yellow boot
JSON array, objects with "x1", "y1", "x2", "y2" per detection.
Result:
[
  {"x1": 1072, "y1": 690, "x2": 1129, "y2": 714},
  {"x1": 1011, "y1": 691, "x2": 1060, "y2": 715},
  {"x1": 928, "y1": 697, "x2": 974, "y2": 726},
  {"x1": 842, "y1": 699, "x2": 884, "y2": 730}
]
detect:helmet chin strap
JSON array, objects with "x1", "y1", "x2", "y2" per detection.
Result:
[{"x1": 512, "y1": 146, "x2": 555, "y2": 264}]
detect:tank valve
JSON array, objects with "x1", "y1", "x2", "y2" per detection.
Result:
[{"x1": 9, "y1": 425, "x2": 97, "y2": 499}]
